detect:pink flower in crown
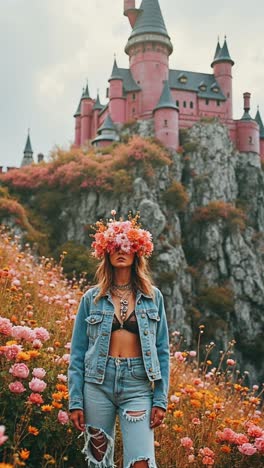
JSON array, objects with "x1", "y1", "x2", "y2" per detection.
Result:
[
  {"x1": 12, "y1": 325, "x2": 35, "y2": 342},
  {"x1": 9, "y1": 381, "x2": 26, "y2": 394},
  {"x1": 0, "y1": 426, "x2": 8, "y2": 446},
  {"x1": 238, "y1": 443, "x2": 257, "y2": 456},
  {"x1": 29, "y1": 378, "x2": 47, "y2": 393},
  {"x1": 32, "y1": 368, "x2": 46, "y2": 379},
  {"x1": 58, "y1": 410, "x2": 69, "y2": 425},
  {"x1": 9, "y1": 363, "x2": 30, "y2": 379},
  {"x1": 2, "y1": 344, "x2": 23, "y2": 360},
  {"x1": 0, "y1": 317, "x2": 13, "y2": 335},
  {"x1": 33, "y1": 327, "x2": 50, "y2": 342}
]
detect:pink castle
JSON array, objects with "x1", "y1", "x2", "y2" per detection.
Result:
[{"x1": 73, "y1": 0, "x2": 264, "y2": 159}]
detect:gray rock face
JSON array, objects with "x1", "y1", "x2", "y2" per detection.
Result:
[{"x1": 58, "y1": 120, "x2": 264, "y2": 383}]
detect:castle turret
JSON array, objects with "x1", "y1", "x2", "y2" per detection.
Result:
[
  {"x1": 237, "y1": 93, "x2": 260, "y2": 154},
  {"x1": 124, "y1": 0, "x2": 140, "y2": 28},
  {"x1": 125, "y1": 0, "x2": 173, "y2": 117},
  {"x1": 74, "y1": 95, "x2": 82, "y2": 146},
  {"x1": 108, "y1": 59, "x2": 126, "y2": 124},
  {"x1": 153, "y1": 80, "x2": 179, "y2": 149},
  {"x1": 255, "y1": 107, "x2": 264, "y2": 159},
  {"x1": 91, "y1": 114, "x2": 119, "y2": 148},
  {"x1": 80, "y1": 83, "x2": 93, "y2": 145},
  {"x1": 92, "y1": 92, "x2": 103, "y2": 138},
  {"x1": 211, "y1": 38, "x2": 234, "y2": 119},
  {"x1": 21, "y1": 132, "x2": 34, "y2": 167}
]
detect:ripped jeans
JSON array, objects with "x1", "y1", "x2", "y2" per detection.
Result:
[{"x1": 83, "y1": 356, "x2": 156, "y2": 468}]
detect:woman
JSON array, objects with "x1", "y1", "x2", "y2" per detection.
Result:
[{"x1": 68, "y1": 211, "x2": 170, "y2": 468}]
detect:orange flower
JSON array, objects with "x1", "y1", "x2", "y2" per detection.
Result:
[
  {"x1": 56, "y1": 384, "x2": 68, "y2": 392},
  {"x1": 0, "y1": 464, "x2": 14, "y2": 468},
  {"x1": 190, "y1": 399, "x2": 201, "y2": 408},
  {"x1": 173, "y1": 410, "x2": 183, "y2": 418},
  {"x1": 221, "y1": 445, "x2": 231, "y2": 453},
  {"x1": 28, "y1": 350, "x2": 40, "y2": 358},
  {"x1": 19, "y1": 449, "x2": 30, "y2": 460},
  {"x1": 207, "y1": 412, "x2": 217, "y2": 420},
  {"x1": 52, "y1": 392, "x2": 64, "y2": 401},
  {"x1": 52, "y1": 401, "x2": 63, "y2": 409},
  {"x1": 17, "y1": 352, "x2": 31, "y2": 361},
  {"x1": 28, "y1": 426, "x2": 39, "y2": 436},
  {"x1": 6, "y1": 340, "x2": 17, "y2": 345},
  {"x1": 172, "y1": 424, "x2": 183, "y2": 433},
  {"x1": 41, "y1": 405, "x2": 53, "y2": 412}
]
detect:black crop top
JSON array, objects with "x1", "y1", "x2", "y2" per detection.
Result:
[{"x1": 111, "y1": 310, "x2": 139, "y2": 334}]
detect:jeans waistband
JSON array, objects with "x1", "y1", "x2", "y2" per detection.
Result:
[{"x1": 107, "y1": 356, "x2": 144, "y2": 368}]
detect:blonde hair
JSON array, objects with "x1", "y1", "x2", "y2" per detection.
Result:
[{"x1": 94, "y1": 254, "x2": 154, "y2": 303}]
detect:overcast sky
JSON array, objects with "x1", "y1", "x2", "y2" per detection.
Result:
[{"x1": 1, "y1": 0, "x2": 264, "y2": 169}]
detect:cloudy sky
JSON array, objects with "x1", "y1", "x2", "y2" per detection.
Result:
[{"x1": 1, "y1": 0, "x2": 264, "y2": 168}]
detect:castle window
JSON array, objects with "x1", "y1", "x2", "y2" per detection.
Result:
[
  {"x1": 249, "y1": 136, "x2": 253, "y2": 144},
  {"x1": 132, "y1": 108, "x2": 135, "y2": 113},
  {"x1": 106, "y1": 88, "x2": 109, "y2": 98},
  {"x1": 199, "y1": 83, "x2": 207, "y2": 92},
  {"x1": 164, "y1": 120, "x2": 168, "y2": 127},
  {"x1": 190, "y1": 101, "x2": 193, "y2": 109},
  {"x1": 227, "y1": 92, "x2": 230, "y2": 98},
  {"x1": 178, "y1": 73, "x2": 188, "y2": 84},
  {"x1": 176, "y1": 100, "x2": 179, "y2": 107},
  {"x1": 205, "y1": 99, "x2": 209, "y2": 105},
  {"x1": 217, "y1": 101, "x2": 221, "y2": 107},
  {"x1": 183, "y1": 101, "x2": 187, "y2": 108},
  {"x1": 132, "y1": 93, "x2": 136, "y2": 101},
  {"x1": 212, "y1": 87, "x2": 219, "y2": 93}
]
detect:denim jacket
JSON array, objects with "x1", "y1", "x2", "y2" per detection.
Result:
[{"x1": 68, "y1": 286, "x2": 170, "y2": 411}]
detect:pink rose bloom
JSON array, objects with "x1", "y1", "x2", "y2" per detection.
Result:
[
  {"x1": 216, "y1": 428, "x2": 236, "y2": 443},
  {"x1": 0, "y1": 317, "x2": 13, "y2": 335},
  {"x1": 226, "y1": 359, "x2": 236, "y2": 366},
  {"x1": 192, "y1": 418, "x2": 201, "y2": 425},
  {"x1": 28, "y1": 393, "x2": 44, "y2": 405},
  {"x1": 188, "y1": 454, "x2": 195, "y2": 463},
  {"x1": 234, "y1": 433, "x2": 249, "y2": 445},
  {"x1": 170, "y1": 395, "x2": 179, "y2": 403},
  {"x1": 247, "y1": 424, "x2": 263, "y2": 438},
  {"x1": 189, "y1": 351, "x2": 196, "y2": 357},
  {"x1": 58, "y1": 410, "x2": 69, "y2": 425},
  {"x1": 9, "y1": 363, "x2": 30, "y2": 379},
  {"x1": 202, "y1": 456, "x2": 214, "y2": 465},
  {"x1": 32, "y1": 368, "x2": 46, "y2": 379},
  {"x1": 33, "y1": 327, "x2": 50, "y2": 342},
  {"x1": 62, "y1": 353, "x2": 70, "y2": 364},
  {"x1": 2, "y1": 344, "x2": 23, "y2": 360},
  {"x1": 0, "y1": 425, "x2": 8, "y2": 446},
  {"x1": 9, "y1": 381, "x2": 26, "y2": 393},
  {"x1": 12, "y1": 325, "x2": 34, "y2": 342},
  {"x1": 238, "y1": 443, "x2": 257, "y2": 456},
  {"x1": 174, "y1": 351, "x2": 186, "y2": 362},
  {"x1": 199, "y1": 448, "x2": 215, "y2": 458},
  {"x1": 181, "y1": 437, "x2": 193, "y2": 449},
  {"x1": 29, "y1": 377, "x2": 47, "y2": 393},
  {"x1": 255, "y1": 436, "x2": 264, "y2": 453},
  {"x1": 57, "y1": 374, "x2": 67, "y2": 383},
  {"x1": 32, "y1": 339, "x2": 43, "y2": 349}
]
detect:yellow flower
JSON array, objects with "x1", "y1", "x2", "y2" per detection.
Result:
[
  {"x1": 19, "y1": 449, "x2": 30, "y2": 460},
  {"x1": 28, "y1": 426, "x2": 39, "y2": 436},
  {"x1": 6, "y1": 340, "x2": 17, "y2": 345},
  {"x1": 173, "y1": 410, "x2": 183, "y2": 418}
]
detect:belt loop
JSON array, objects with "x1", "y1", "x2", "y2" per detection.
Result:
[{"x1": 127, "y1": 358, "x2": 131, "y2": 370}]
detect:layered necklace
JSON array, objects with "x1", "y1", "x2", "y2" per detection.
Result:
[{"x1": 111, "y1": 282, "x2": 133, "y2": 322}]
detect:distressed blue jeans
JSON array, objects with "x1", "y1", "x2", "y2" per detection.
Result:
[{"x1": 82, "y1": 356, "x2": 157, "y2": 468}]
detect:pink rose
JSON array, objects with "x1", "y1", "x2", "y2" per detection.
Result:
[
  {"x1": 32, "y1": 339, "x2": 43, "y2": 349},
  {"x1": 33, "y1": 327, "x2": 50, "y2": 342},
  {"x1": 188, "y1": 454, "x2": 195, "y2": 463},
  {"x1": 62, "y1": 354, "x2": 70, "y2": 364},
  {"x1": 238, "y1": 443, "x2": 257, "y2": 456},
  {"x1": 202, "y1": 456, "x2": 214, "y2": 465},
  {"x1": 0, "y1": 425, "x2": 8, "y2": 446},
  {"x1": 192, "y1": 418, "x2": 201, "y2": 425},
  {"x1": 226, "y1": 359, "x2": 236, "y2": 366},
  {"x1": 58, "y1": 410, "x2": 69, "y2": 425},
  {"x1": 189, "y1": 351, "x2": 197, "y2": 357},
  {"x1": 247, "y1": 424, "x2": 263, "y2": 438},
  {"x1": 0, "y1": 317, "x2": 13, "y2": 335},
  {"x1": 9, "y1": 381, "x2": 26, "y2": 393},
  {"x1": 181, "y1": 437, "x2": 193, "y2": 449},
  {"x1": 199, "y1": 448, "x2": 215, "y2": 458},
  {"x1": 29, "y1": 378, "x2": 47, "y2": 393},
  {"x1": 57, "y1": 374, "x2": 67, "y2": 382},
  {"x1": 28, "y1": 393, "x2": 44, "y2": 405},
  {"x1": 255, "y1": 436, "x2": 264, "y2": 453},
  {"x1": 12, "y1": 325, "x2": 34, "y2": 342},
  {"x1": 234, "y1": 433, "x2": 249, "y2": 445},
  {"x1": 9, "y1": 363, "x2": 30, "y2": 379},
  {"x1": 174, "y1": 351, "x2": 186, "y2": 362},
  {"x1": 1, "y1": 344, "x2": 23, "y2": 360},
  {"x1": 32, "y1": 368, "x2": 46, "y2": 379},
  {"x1": 216, "y1": 428, "x2": 236, "y2": 443},
  {"x1": 170, "y1": 395, "x2": 180, "y2": 403}
]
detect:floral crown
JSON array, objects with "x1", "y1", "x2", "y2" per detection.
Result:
[{"x1": 91, "y1": 210, "x2": 154, "y2": 259}]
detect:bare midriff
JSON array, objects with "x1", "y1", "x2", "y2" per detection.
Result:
[{"x1": 108, "y1": 295, "x2": 142, "y2": 358}]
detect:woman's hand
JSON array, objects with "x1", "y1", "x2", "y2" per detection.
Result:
[
  {"x1": 150, "y1": 406, "x2": 166, "y2": 429},
  {"x1": 70, "y1": 409, "x2": 85, "y2": 432}
]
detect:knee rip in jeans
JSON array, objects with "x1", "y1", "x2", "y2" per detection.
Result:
[
  {"x1": 128, "y1": 458, "x2": 155, "y2": 468},
  {"x1": 123, "y1": 409, "x2": 146, "y2": 422},
  {"x1": 81, "y1": 425, "x2": 114, "y2": 468}
]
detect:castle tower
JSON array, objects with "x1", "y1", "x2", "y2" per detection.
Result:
[
  {"x1": 74, "y1": 96, "x2": 82, "y2": 146},
  {"x1": 153, "y1": 80, "x2": 179, "y2": 149},
  {"x1": 255, "y1": 107, "x2": 264, "y2": 159},
  {"x1": 237, "y1": 93, "x2": 260, "y2": 154},
  {"x1": 92, "y1": 92, "x2": 103, "y2": 138},
  {"x1": 80, "y1": 83, "x2": 93, "y2": 145},
  {"x1": 108, "y1": 58, "x2": 126, "y2": 124},
  {"x1": 91, "y1": 114, "x2": 119, "y2": 148},
  {"x1": 21, "y1": 132, "x2": 34, "y2": 167},
  {"x1": 124, "y1": 0, "x2": 139, "y2": 28},
  {"x1": 211, "y1": 38, "x2": 234, "y2": 119},
  {"x1": 125, "y1": 0, "x2": 173, "y2": 117}
]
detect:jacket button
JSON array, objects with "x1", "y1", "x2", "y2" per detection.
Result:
[
  {"x1": 90, "y1": 318, "x2": 95, "y2": 322},
  {"x1": 138, "y1": 300, "x2": 141, "y2": 304},
  {"x1": 141, "y1": 314, "x2": 146, "y2": 318},
  {"x1": 149, "y1": 367, "x2": 153, "y2": 372},
  {"x1": 146, "y1": 351, "x2": 151, "y2": 356},
  {"x1": 144, "y1": 330, "x2": 148, "y2": 336},
  {"x1": 152, "y1": 374, "x2": 156, "y2": 379}
]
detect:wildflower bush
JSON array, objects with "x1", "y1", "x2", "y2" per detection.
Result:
[
  {"x1": 163, "y1": 181, "x2": 189, "y2": 211},
  {"x1": 192, "y1": 201, "x2": 247, "y2": 232},
  {"x1": 0, "y1": 230, "x2": 263, "y2": 467}
]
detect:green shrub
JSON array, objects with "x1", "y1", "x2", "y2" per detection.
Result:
[
  {"x1": 197, "y1": 285, "x2": 235, "y2": 315},
  {"x1": 55, "y1": 241, "x2": 98, "y2": 282},
  {"x1": 163, "y1": 181, "x2": 189, "y2": 211}
]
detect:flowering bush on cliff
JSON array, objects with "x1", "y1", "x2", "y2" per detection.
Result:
[
  {"x1": 0, "y1": 229, "x2": 263, "y2": 467},
  {"x1": 192, "y1": 200, "x2": 247, "y2": 232}
]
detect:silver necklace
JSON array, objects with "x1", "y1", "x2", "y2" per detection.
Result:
[
  {"x1": 112, "y1": 282, "x2": 132, "y2": 291},
  {"x1": 111, "y1": 287, "x2": 132, "y2": 322}
]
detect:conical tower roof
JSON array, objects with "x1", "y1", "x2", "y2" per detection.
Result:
[
  {"x1": 255, "y1": 108, "x2": 264, "y2": 138},
  {"x1": 82, "y1": 83, "x2": 90, "y2": 99},
  {"x1": 109, "y1": 58, "x2": 123, "y2": 81},
  {"x1": 24, "y1": 133, "x2": 33, "y2": 154},
  {"x1": 98, "y1": 114, "x2": 116, "y2": 133},
  {"x1": 211, "y1": 38, "x2": 234, "y2": 67},
  {"x1": 74, "y1": 98, "x2": 81, "y2": 117},
  {"x1": 154, "y1": 80, "x2": 178, "y2": 111},
  {"x1": 93, "y1": 92, "x2": 103, "y2": 111},
  {"x1": 125, "y1": 0, "x2": 173, "y2": 54},
  {"x1": 213, "y1": 40, "x2": 221, "y2": 60}
]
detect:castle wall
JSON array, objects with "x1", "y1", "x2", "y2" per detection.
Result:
[
  {"x1": 154, "y1": 107, "x2": 179, "y2": 149},
  {"x1": 236, "y1": 120, "x2": 260, "y2": 154},
  {"x1": 74, "y1": 116, "x2": 81, "y2": 146}
]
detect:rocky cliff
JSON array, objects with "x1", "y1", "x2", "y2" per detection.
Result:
[{"x1": 1, "y1": 120, "x2": 264, "y2": 383}]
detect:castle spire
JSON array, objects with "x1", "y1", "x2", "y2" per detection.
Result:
[
  {"x1": 109, "y1": 57, "x2": 122, "y2": 80},
  {"x1": 82, "y1": 81, "x2": 90, "y2": 99},
  {"x1": 154, "y1": 80, "x2": 178, "y2": 111},
  {"x1": 213, "y1": 39, "x2": 221, "y2": 60},
  {"x1": 93, "y1": 91, "x2": 103, "y2": 110},
  {"x1": 21, "y1": 131, "x2": 34, "y2": 167},
  {"x1": 255, "y1": 108, "x2": 264, "y2": 138},
  {"x1": 211, "y1": 37, "x2": 234, "y2": 67}
]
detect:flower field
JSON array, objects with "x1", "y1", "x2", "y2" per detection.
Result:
[{"x1": 0, "y1": 228, "x2": 263, "y2": 467}]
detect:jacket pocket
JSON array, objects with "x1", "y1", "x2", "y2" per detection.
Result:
[
  {"x1": 146, "y1": 309, "x2": 160, "y2": 334},
  {"x1": 85, "y1": 314, "x2": 103, "y2": 339}
]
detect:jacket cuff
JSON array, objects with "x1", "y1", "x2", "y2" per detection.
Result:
[{"x1": 69, "y1": 399, "x2": 84, "y2": 411}]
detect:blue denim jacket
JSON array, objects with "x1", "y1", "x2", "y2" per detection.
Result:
[{"x1": 68, "y1": 286, "x2": 170, "y2": 411}]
